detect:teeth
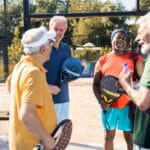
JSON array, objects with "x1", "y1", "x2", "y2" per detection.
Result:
[{"x1": 141, "y1": 42, "x2": 144, "y2": 45}]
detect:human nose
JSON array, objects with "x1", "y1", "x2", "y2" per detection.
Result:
[
  {"x1": 135, "y1": 35, "x2": 140, "y2": 42},
  {"x1": 55, "y1": 29, "x2": 61, "y2": 35}
]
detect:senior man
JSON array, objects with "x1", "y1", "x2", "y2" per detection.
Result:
[
  {"x1": 7, "y1": 26, "x2": 57, "y2": 150},
  {"x1": 119, "y1": 12, "x2": 150, "y2": 150}
]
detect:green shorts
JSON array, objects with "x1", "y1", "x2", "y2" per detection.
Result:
[{"x1": 101, "y1": 105, "x2": 133, "y2": 131}]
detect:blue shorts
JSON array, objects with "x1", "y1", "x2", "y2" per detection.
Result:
[
  {"x1": 101, "y1": 105, "x2": 133, "y2": 131},
  {"x1": 55, "y1": 102, "x2": 69, "y2": 123}
]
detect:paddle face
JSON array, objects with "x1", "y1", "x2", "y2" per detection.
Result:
[
  {"x1": 100, "y1": 75, "x2": 125, "y2": 104},
  {"x1": 59, "y1": 57, "x2": 84, "y2": 86},
  {"x1": 33, "y1": 119, "x2": 72, "y2": 150}
]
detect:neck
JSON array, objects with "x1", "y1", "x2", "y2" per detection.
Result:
[
  {"x1": 112, "y1": 49, "x2": 126, "y2": 56},
  {"x1": 29, "y1": 53, "x2": 44, "y2": 65},
  {"x1": 54, "y1": 41, "x2": 60, "y2": 49}
]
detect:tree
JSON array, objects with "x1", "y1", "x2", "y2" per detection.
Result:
[
  {"x1": 70, "y1": 0, "x2": 127, "y2": 47},
  {"x1": 140, "y1": 0, "x2": 150, "y2": 11},
  {"x1": 8, "y1": 26, "x2": 23, "y2": 64}
]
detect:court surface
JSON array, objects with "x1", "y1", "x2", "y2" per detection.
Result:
[{"x1": 0, "y1": 78, "x2": 127, "y2": 150}]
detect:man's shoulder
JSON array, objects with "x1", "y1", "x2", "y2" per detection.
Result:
[
  {"x1": 99, "y1": 52, "x2": 112, "y2": 60},
  {"x1": 60, "y1": 42, "x2": 70, "y2": 48},
  {"x1": 60, "y1": 42, "x2": 71, "y2": 53},
  {"x1": 128, "y1": 50, "x2": 142, "y2": 60}
]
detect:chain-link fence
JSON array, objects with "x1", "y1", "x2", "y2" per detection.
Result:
[{"x1": 0, "y1": 0, "x2": 149, "y2": 145}]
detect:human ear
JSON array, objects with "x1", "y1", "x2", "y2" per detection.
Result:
[{"x1": 40, "y1": 46, "x2": 46, "y2": 54}]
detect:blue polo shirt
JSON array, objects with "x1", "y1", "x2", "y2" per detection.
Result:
[{"x1": 44, "y1": 42, "x2": 71, "y2": 104}]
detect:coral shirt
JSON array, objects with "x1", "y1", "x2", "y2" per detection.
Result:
[{"x1": 99, "y1": 51, "x2": 142, "y2": 108}]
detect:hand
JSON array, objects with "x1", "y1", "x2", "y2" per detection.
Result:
[
  {"x1": 42, "y1": 137, "x2": 56, "y2": 150},
  {"x1": 119, "y1": 70, "x2": 133, "y2": 86},
  {"x1": 48, "y1": 84, "x2": 60, "y2": 95},
  {"x1": 100, "y1": 100, "x2": 110, "y2": 111},
  {"x1": 81, "y1": 59, "x2": 87, "y2": 70}
]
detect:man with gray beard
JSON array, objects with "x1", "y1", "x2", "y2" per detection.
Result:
[{"x1": 119, "y1": 12, "x2": 150, "y2": 150}]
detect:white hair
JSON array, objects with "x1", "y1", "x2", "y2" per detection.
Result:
[
  {"x1": 136, "y1": 12, "x2": 150, "y2": 55},
  {"x1": 21, "y1": 26, "x2": 49, "y2": 54},
  {"x1": 49, "y1": 15, "x2": 68, "y2": 29},
  {"x1": 136, "y1": 12, "x2": 150, "y2": 33}
]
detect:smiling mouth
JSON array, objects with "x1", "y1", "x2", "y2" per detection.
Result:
[
  {"x1": 115, "y1": 41, "x2": 125, "y2": 49},
  {"x1": 138, "y1": 41, "x2": 144, "y2": 46}
]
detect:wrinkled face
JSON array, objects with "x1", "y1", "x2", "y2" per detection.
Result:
[
  {"x1": 42, "y1": 41, "x2": 54, "y2": 62},
  {"x1": 111, "y1": 32, "x2": 127, "y2": 51},
  {"x1": 49, "y1": 22, "x2": 66, "y2": 43},
  {"x1": 135, "y1": 24, "x2": 150, "y2": 55}
]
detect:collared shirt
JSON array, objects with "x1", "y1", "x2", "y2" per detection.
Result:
[
  {"x1": 44, "y1": 42, "x2": 71, "y2": 104},
  {"x1": 134, "y1": 55, "x2": 150, "y2": 148},
  {"x1": 8, "y1": 55, "x2": 57, "y2": 150}
]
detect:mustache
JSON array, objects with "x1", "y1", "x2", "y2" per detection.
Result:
[{"x1": 141, "y1": 44, "x2": 150, "y2": 55}]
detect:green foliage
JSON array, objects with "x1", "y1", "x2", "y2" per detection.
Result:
[
  {"x1": 140, "y1": 0, "x2": 150, "y2": 11},
  {"x1": 0, "y1": 59, "x2": 3, "y2": 77},
  {"x1": 0, "y1": 0, "x2": 149, "y2": 68},
  {"x1": 8, "y1": 26, "x2": 24, "y2": 64},
  {"x1": 71, "y1": 46, "x2": 111, "y2": 61},
  {"x1": 70, "y1": 1, "x2": 127, "y2": 47},
  {"x1": 0, "y1": 1, "x2": 33, "y2": 33},
  {"x1": 72, "y1": 49, "x2": 100, "y2": 61},
  {"x1": 32, "y1": 0, "x2": 69, "y2": 14},
  {"x1": 100, "y1": 47, "x2": 111, "y2": 56}
]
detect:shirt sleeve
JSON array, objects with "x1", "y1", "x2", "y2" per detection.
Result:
[
  {"x1": 21, "y1": 69, "x2": 45, "y2": 107},
  {"x1": 140, "y1": 57, "x2": 150, "y2": 89}
]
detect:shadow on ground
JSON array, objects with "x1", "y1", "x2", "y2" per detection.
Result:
[
  {"x1": 67, "y1": 142, "x2": 103, "y2": 150},
  {"x1": 0, "y1": 143, "x2": 9, "y2": 150},
  {"x1": 0, "y1": 142, "x2": 103, "y2": 150}
]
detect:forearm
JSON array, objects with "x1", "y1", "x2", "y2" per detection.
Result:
[
  {"x1": 21, "y1": 110, "x2": 50, "y2": 141},
  {"x1": 48, "y1": 84, "x2": 60, "y2": 95},
  {"x1": 122, "y1": 83, "x2": 150, "y2": 111},
  {"x1": 93, "y1": 84, "x2": 102, "y2": 104},
  {"x1": 19, "y1": 104, "x2": 54, "y2": 144},
  {"x1": 123, "y1": 83, "x2": 139, "y2": 104}
]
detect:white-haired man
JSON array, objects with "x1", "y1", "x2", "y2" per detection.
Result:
[
  {"x1": 7, "y1": 26, "x2": 57, "y2": 150},
  {"x1": 119, "y1": 12, "x2": 150, "y2": 149},
  {"x1": 44, "y1": 16, "x2": 86, "y2": 123}
]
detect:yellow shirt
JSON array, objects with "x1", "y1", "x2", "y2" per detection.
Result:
[{"x1": 8, "y1": 55, "x2": 57, "y2": 150}]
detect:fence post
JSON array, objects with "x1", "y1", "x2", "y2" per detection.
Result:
[
  {"x1": 23, "y1": 0, "x2": 30, "y2": 31},
  {"x1": 3, "y1": 0, "x2": 9, "y2": 79}
]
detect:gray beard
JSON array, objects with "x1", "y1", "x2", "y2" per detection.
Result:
[{"x1": 141, "y1": 44, "x2": 150, "y2": 55}]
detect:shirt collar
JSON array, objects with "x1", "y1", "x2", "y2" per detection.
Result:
[{"x1": 20, "y1": 55, "x2": 47, "y2": 73}]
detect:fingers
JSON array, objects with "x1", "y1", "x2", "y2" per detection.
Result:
[
  {"x1": 126, "y1": 70, "x2": 134, "y2": 78},
  {"x1": 100, "y1": 100, "x2": 110, "y2": 111},
  {"x1": 49, "y1": 85, "x2": 61, "y2": 95},
  {"x1": 81, "y1": 59, "x2": 87, "y2": 69},
  {"x1": 119, "y1": 70, "x2": 133, "y2": 81},
  {"x1": 119, "y1": 70, "x2": 134, "y2": 91},
  {"x1": 52, "y1": 88, "x2": 60, "y2": 95}
]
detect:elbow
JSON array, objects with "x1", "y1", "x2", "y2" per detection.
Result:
[
  {"x1": 93, "y1": 83, "x2": 99, "y2": 92},
  {"x1": 138, "y1": 102, "x2": 149, "y2": 112},
  {"x1": 19, "y1": 111, "x2": 27, "y2": 124},
  {"x1": 19, "y1": 108, "x2": 30, "y2": 125},
  {"x1": 134, "y1": 91, "x2": 150, "y2": 111}
]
